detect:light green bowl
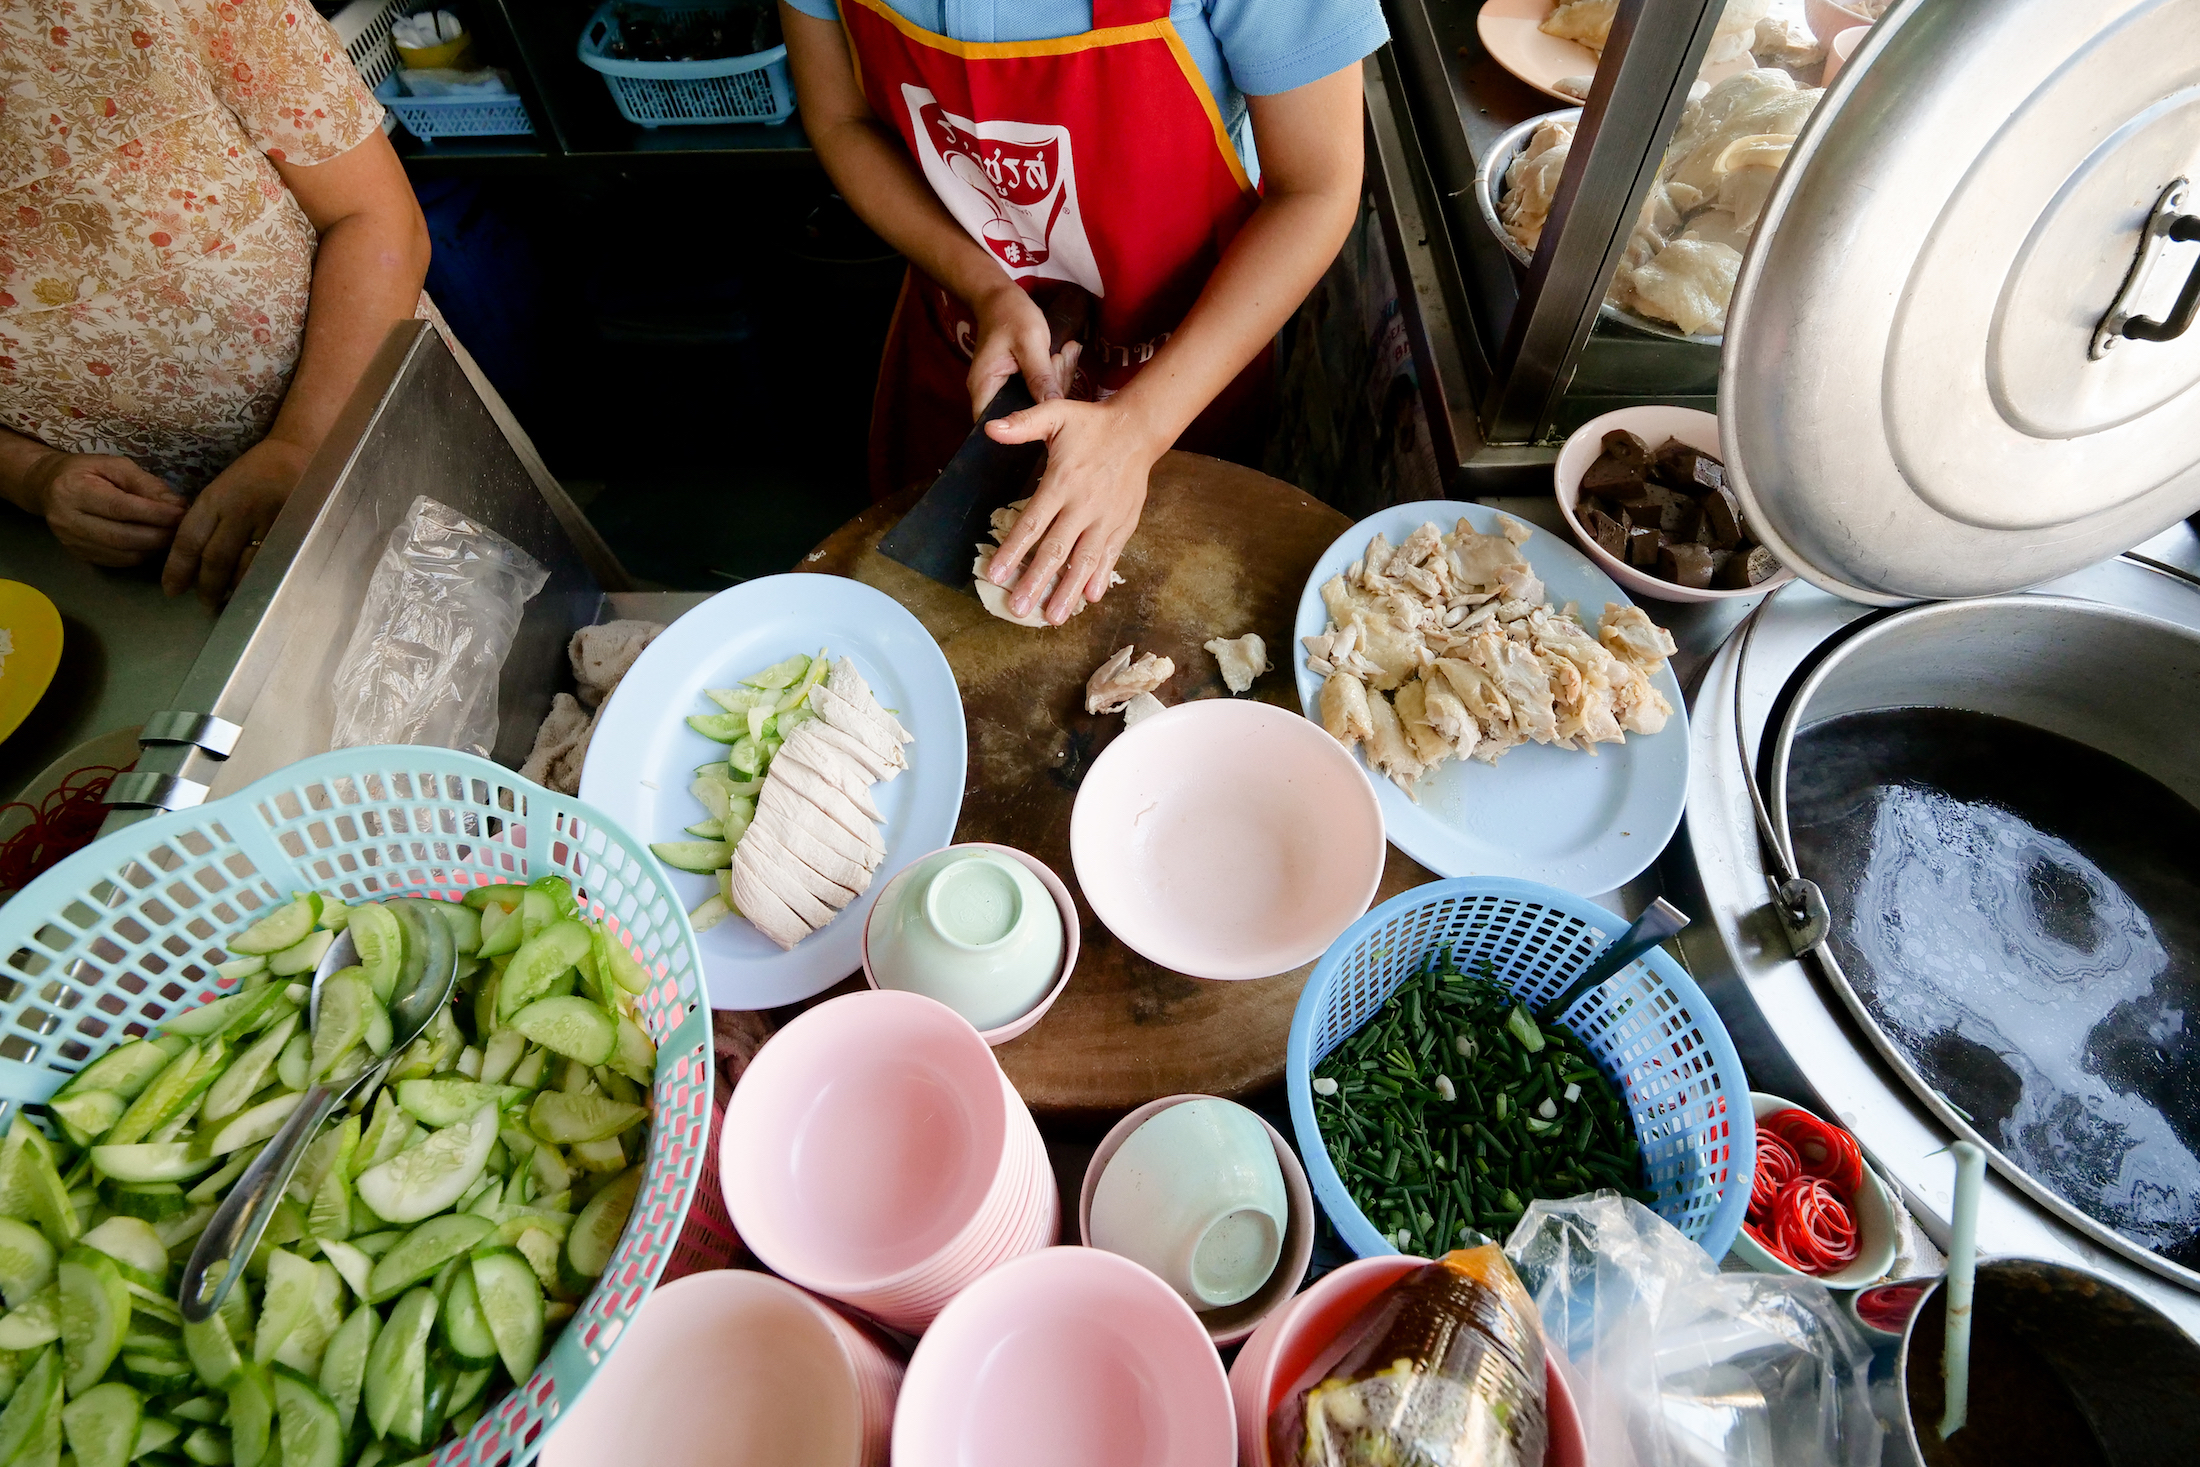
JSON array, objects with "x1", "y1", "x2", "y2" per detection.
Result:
[{"x1": 862, "y1": 845, "x2": 1070, "y2": 1038}]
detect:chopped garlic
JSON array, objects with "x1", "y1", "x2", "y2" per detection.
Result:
[
  {"x1": 1563, "y1": 1082, "x2": 1581, "y2": 1103},
  {"x1": 1312, "y1": 1076, "x2": 1339, "y2": 1096},
  {"x1": 1434, "y1": 1075, "x2": 1456, "y2": 1103},
  {"x1": 1537, "y1": 1096, "x2": 1558, "y2": 1119}
]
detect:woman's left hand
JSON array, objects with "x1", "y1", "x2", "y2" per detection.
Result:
[
  {"x1": 162, "y1": 437, "x2": 310, "y2": 606},
  {"x1": 981, "y1": 398, "x2": 1166, "y2": 624}
]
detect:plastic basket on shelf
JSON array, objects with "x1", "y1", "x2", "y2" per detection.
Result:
[
  {"x1": 0, "y1": 747, "x2": 712, "y2": 1467},
  {"x1": 374, "y1": 75, "x2": 537, "y2": 142},
  {"x1": 577, "y1": 1, "x2": 795, "y2": 127},
  {"x1": 331, "y1": 0, "x2": 409, "y2": 94},
  {"x1": 1287, "y1": 877, "x2": 1753, "y2": 1261}
]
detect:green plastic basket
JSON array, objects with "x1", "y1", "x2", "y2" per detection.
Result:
[{"x1": 0, "y1": 747, "x2": 713, "y2": 1466}]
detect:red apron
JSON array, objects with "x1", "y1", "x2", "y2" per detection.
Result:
[{"x1": 843, "y1": 0, "x2": 1272, "y2": 499}]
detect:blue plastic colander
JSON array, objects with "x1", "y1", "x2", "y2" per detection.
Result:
[{"x1": 1287, "y1": 877, "x2": 1753, "y2": 1260}]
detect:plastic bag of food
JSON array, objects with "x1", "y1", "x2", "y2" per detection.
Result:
[
  {"x1": 329, "y1": 496, "x2": 548, "y2": 760},
  {"x1": 1270, "y1": 1245, "x2": 1548, "y2": 1467},
  {"x1": 1505, "y1": 1194, "x2": 1879, "y2": 1467}
]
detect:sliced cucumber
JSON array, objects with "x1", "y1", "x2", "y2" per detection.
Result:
[
  {"x1": 460, "y1": 884, "x2": 528, "y2": 913},
  {"x1": 200, "y1": 1014, "x2": 299, "y2": 1125},
  {"x1": 251, "y1": 1251, "x2": 315, "y2": 1368},
  {"x1": 595, "y1": 930, "x2": 652, "y2": 996},
  {"x1": 688, "y1": 893, "x2": 734, "y2": 933},
  {"x1": 307, "y1": 969, "x2": 372, "y2": 1085},
  {"x1": 181, "y1": 1313, "x2": 243, "y2": 1392},
  {"x1": 52, "y1": 1042, "x2": 172, "y2": 1106},
  {"x1": 703, "y1": 684, "x2": 773, "y2": 715},
  {"x1": 101, "y1": 1042, "x2": 205, "y2": 1150},
  {"x1": 59, "y1": 1246, "x2": 132, "y2": 1395},
  {"x1": 317, "y1": 1304, "x2": 377, "y2": 1438},
  {"x1": 470, "y1": 1249, "x2": 545, "y2": 1383},
  {"x1": 275, "y1": 1030, "x2": 312, "y2": 1093},
  {"x1": 48, "y1": 1086, "x2": 125, "y2": 1147},
  {"x1": 314, "y1": 1240, "x2": 370, "y2": 1304},
  {"x1": 61, "y1": 1381, "x2": 141, "y2": 1467},
  {"x1": 227, "y1": 1361, "x2": 273, "y2": 1467},
  {"x1": 529, "y1": 1092, "x2": 645, "y2": 1146},
  {"x1": 365, "y1": 1216, "x2": 494, "y2": 1304},
  {"x1": 434, "y1": 903, "x2": 482, "y2": 957},
  {"x1": 179, "y1": 1424, "x2": 229, "y2": 1464},
  {"x1": 518, "y1": 888, "x2": 557, "y2": 943},
  {"x1": 198, "y1": 1092, "x2": 305, "y2": 1159},
  {"x1": 508, "y1": 1046, "x2": 548, "y2": 1091},
  {"x1": 608, "y1": 1013, "x2": 657, "y2": 1085},
  {"x1": 81, "y1": 1219, "x2": 167, "y2": 1288},
  {"x1": 390, "y1": 1080, "x2": 518, "y2": 1130},
  {"x1": 0, "y1": 1346, "x2": 61, "y2": 1467},
  {"x1": 508, "y1": 997, "x2": 616, "y2": 1067},
  {"x1": 682, "y1": 818, "x2": 724, "y2": 839},
  {"x1": 475, "y1": 900, "x2": 524, "y2": 959},
  {"x1": 0, "y1": 1217, "x2": 56, "y2": 1309},
  {"x1": 118, "y1": 1350, "x2": 194, "y2": 1394},
  {"x1": 363, "y1": 996, "x2": 394, "y2": 1057},
  {"x1": 89, "y1": 1145, "x2": 214, "y2": 1185},
  {"x1": 271, "y1": 1366, "x2": 343, "y2": 1467},
  {"x1": 266, "y1": 928, "x2": 335, "y2": 978},
  {"x1": 362, "y1": 1288, "x2": 434, "y2": 1441},
  {"x1": 227, "y1": 896, "x2": 321, "y2": 957},
  {"x1": 354, "y1": 1104, "x2": 497, "y2": 1227},
  {"x1": 172, "y1": 1395, "x2": 226, "y2": 1425},
  {"x1": 476, "y1": 1030, "x2": 526, "y2": 1088},
  {"x1": 437, "y1": 1269, "x2": 498, "y2": 1369},
  {"x1": 0, "y1": 1286, "x2": 61, "y2": 1349},
  {"x1": 347, "y1": 903, "x2": 404, "y2": 1005},
  {"x1": 565, "y1": 1166, "x2": 641, "y2": 1280},
  {"x1": 130, "y1": 1414, "x2": 180, "y2": 1460},
  {"x1": 685, "y1": 712, "x2": 752, "y2": 744},
  {"x1": 648, "y1": 838, "x2": 733, "y2": 876},
  {"x1": 285, "y1": 1115, "x2": 356, "y2": 1213}
]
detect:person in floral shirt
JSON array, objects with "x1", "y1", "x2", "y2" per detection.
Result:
[{"x1": 0, "y1": 0, "x2": 429, "y2": 605}]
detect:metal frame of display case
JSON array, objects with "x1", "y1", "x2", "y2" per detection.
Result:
[{"x1": 1369, "y1": 0, "x2": 1733, "y2": 489}]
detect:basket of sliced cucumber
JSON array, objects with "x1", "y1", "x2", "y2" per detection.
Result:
[{"x1": 0, "y1": 747, "x2": 712, "y2": 1467}]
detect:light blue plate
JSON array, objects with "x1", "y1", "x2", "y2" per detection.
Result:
[
  {"x1": 582, "y1": 573, "x2": 966, "y2": 1010},
  {"x1": 1290, "y1": 501, "x2": 1689, "y2": 896}
]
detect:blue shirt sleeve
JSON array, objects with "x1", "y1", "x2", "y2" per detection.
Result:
[
  {"x1": 784, "y1": 0, "x2": 842, "y2": 21},
  {"x1": 1206, "y1": 0, "x2": 1388, "y2": 96}
]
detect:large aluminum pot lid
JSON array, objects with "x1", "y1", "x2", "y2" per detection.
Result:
[{"x1": 1720, "y1": 0, "x2": 2200, "y2": 606}]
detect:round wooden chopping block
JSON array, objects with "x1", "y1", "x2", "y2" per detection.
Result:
[{"x1": 798, "y1": 451, "x2": 1434, "y2": 1118}]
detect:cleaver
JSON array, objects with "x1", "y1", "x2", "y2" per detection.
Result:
[{"x1": 876, "y1": 286, "x2": 1090, "y2": 591}]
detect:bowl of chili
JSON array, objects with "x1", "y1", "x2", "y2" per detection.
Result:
[{"x1": 1729, "y1": 1091, "x2": 1898, "y2": 1288}]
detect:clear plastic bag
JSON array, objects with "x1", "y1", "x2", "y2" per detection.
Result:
[
  {"x1": 329, "y1": 496, "x2": 549, "y2": 760},
  {"x1": 1506, "y1": 1194, "x2": 1880, "y2": 1467}
]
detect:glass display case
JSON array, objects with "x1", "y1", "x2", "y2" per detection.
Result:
[{"x1": 1370, "y1": 0, "x2": 1865, "y2": 489}]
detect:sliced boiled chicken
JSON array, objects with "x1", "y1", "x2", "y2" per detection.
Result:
[
  {"x1": 741, "y1": 825, "x2": 859, "y2": 911},
  {"x1": 725, "y1": 859, "x2": 810, "y2": 951},
  {"x1": 735, "y1": 838, "x2": 838, "y2": 930},
  {"x1": 806, "y1": 720, "x2": 903, "y2": 781},
  {"x1": 758, "y1": 779, "x2": 884, "y2": 869},
  {"x1": 778, "y1": 725, "x2": 886, "y2": 823},
  {"x1": 749, "y1": 801, "x2": 874, "y2": 893}
]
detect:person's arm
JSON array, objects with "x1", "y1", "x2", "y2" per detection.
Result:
[
  {"x1": 161, "y1": 130, "x2": 430, "y2": 604},
  {"x1": 0, "y1": 428, "x2": 189, "y2": 567},
  {"x1": 983, "y1": 68, "x2": 1364, "y2": 622},
  {"x1": 781, "y1": 5, "x2": 1077, "y2": 423}
]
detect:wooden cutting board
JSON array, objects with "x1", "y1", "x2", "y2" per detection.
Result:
[{"x1": 798, "y1": 451, "x2": 1435, "y2": 1120}]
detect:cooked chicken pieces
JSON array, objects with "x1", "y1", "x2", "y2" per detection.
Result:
[
  {"x1": 1086, "y1": 645, "x2": 1176, "y2": 714},
  {"x1": 729, "y1": 658, "x2": 913, "y2": 951},
  {"x1": 1302, "y1": 518, "x2": 1678, "y2": 795},
  {"x1": 972, "y1": 498, "x2": 1126, "y2": 627},
  {"x1": 1204, "y1": 633, "x2": 1270, "y2": 694},
  {"x1": 1121, "y1": 692, "x2": 1167, "y2": 727}
]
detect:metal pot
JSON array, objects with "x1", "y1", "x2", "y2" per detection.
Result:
[
  {"x1": 1760, "y1": 595, "x2": 2200, "y2": 1292},
  {"x1": 1876, "y1": 1257, "x2": 2200, "y2": 1467}
]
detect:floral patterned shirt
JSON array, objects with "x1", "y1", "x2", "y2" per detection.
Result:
[{"x1": 0, "y1": 0, "x2": 383, "y2": 490}]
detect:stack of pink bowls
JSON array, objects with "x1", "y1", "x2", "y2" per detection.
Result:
[{"x1": 721, "y1": 989, "x2": 1058, "y2": 1333}]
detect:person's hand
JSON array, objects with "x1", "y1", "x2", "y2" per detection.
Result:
[
  {"x1": 162, "y1": 437, "x2": 309, "y2": 606},
  {"x1": 20, "y1": 452, "x2": 188, "y2": 568},
  {"x1": 966, "y1": 280, "x2": 1079, "y2": 418},
  {"x1": 980, "y1": 398, "x2": 1166, "y2": 623}
]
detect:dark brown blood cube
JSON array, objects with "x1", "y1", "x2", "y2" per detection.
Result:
[
  {"x1": 1700, "y1": 486, "x2": 1744, "y2": 548},
  {"x1": 1659, "y1": 497, "x2": 1703, "y2": 540},
  {"x1": 1627, "y1": 525, "x2": 1663, "y2": 568},
  {"x1": 1601, "y1": 430, "x2": 1651, "y2": 468},
  {"x1": 1580, "y1": 452, "x2": 1646, "y2": 496},
  {"x1": 1580, "y1": 504, "x2": 1629, "y2": 559},
  {"x1": 1658, "y1": 542, "x2": 1717, "y2": 588},
  {"x1": 1713, "y1": 545, "x2": 1781, "y2": 589},
  {"x1": 1650, "y1": 437, "x2": 1727, "y2": 495}
]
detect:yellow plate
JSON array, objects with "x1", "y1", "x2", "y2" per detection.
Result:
[{"x1": 0, "y1": 581, "x2": 63, "y2": 747}]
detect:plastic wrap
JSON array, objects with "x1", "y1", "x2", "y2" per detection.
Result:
[
  {"x1": 1271, "y1": 1245, "x2": 1548, "y2": 1467},
  {"x1": 1505, "y1": 1194, "x2": 1880, "y2": 1467},
  {"x1": 329, "y1": 496, "x2": 548, "y2": 760}
]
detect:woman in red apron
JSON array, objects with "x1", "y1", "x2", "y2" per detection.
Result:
[{"x1": 782, "y1": 0, "x2": 1383, "y2": 623}]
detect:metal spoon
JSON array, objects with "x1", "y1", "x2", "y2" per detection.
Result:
[
  {"x1": 180, "y1": 899, "x2": 459, "y2": 1321},
  {"x1": 1539, "y1": 897, "x2": 1691, "y2": 1020}
]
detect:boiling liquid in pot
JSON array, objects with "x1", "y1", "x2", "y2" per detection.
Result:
[{"x1": 1788, "y1": 708, "x2": 2200, "y2": 1269}]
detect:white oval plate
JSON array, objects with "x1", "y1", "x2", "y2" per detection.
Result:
[
  {"x1": 581, "y1": 574, "x2": 966, "y2": 1009},
  {"x1": 1291, "y1": 501, "x2": 1689, "y2": 895}
]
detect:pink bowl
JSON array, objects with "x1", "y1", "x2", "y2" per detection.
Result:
[
  {"x1": 722, "y1": 991, "x2": 1013, "y2": 1294},
  {"x1": 1227, "y1": 1255, "x2": 1585, "y2": 1467},
  {"x1": 861, "y1": 842, "x2": 1081, "y2": 1045},
  {"x1": 541, "y1": 1270, "x2": 903, "y2": 1467},
  {"x1": 1069, "y1": 700, "x2": 1385, "y2": 980},
  {"x1": 1077, "y1": 1094, "x2": 1315, "y2": 1346},
  {"x1": 1803, "y1": 0, "x2": 1872, "y2": 45},
  {"x1": 895, "y1": 1247, "x2": 1236, "y2": 1467}
]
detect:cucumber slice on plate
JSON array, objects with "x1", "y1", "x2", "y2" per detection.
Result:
[
  {"x1": 362, "y1": 1287, "x2": 435, "y2": 1441},
  {"x1": 469, "y1": 1249, "x2": 544, "y2": 1383},
  {"x1": 355, "y1": 1105, "x2": 498, "y2": 1227},
  {"x1": 564, "y1": 1166, "x2": 641, "y2": 1280},
  {"x1": 272, "y1": 1365, "x2": 345, "y2": 1467},
  {"x1": 646, "y1": 839, "x2": 731, "y2": 875},
  {"x1": 508, "y1": 997, "x2": 615, "y2": 1066},
  {"x1": 61, "y1": 1381, "x2": 141, "y2": 1467},
  {"x1": 59, "y1": 1246, "x2": 132, "y2": 1395},
  {"x1": 438, "y1": 1268, "x2": 499, "y2": 1369},
  {"x1": 227, "y1": 895, "x2": 321, "y2": 956},
  {"x1": 0, "y1": 1216, "x2": 56, "y2": 1308}
]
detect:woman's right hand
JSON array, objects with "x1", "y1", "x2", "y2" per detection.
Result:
[
  {"x1": 22, "y1": 452, "x2": 188, "y2": 567},
  {"x1": 965, "y1": 280, "x2": 1078, "y2": 419}
]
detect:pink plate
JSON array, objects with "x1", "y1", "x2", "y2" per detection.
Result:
[
  {"x1": 1069, "y1": 700, "x2": 1384, "y2": 981},
  {"x1": 896, "y1": 1248, "x2": 1235, "y2": 1467}
]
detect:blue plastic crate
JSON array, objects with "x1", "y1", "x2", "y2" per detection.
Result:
[
  {"x1": 375, "y1": 74, "x2": 536, "y2": 141},
  {"x1": 577, "y1": 1, "x2": 794, "y2": 127},
  {"x1": 1288, "y1": 877, "x2": 1754, "y2": 1260}
]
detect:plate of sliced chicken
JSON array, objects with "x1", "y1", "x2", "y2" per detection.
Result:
[
  {"x1": 581, "y1": 573, "x2": 966, "y2": 1009},
  {"x1": 1292, "y1": 501, "x2": 1689, "y2": 896}
]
